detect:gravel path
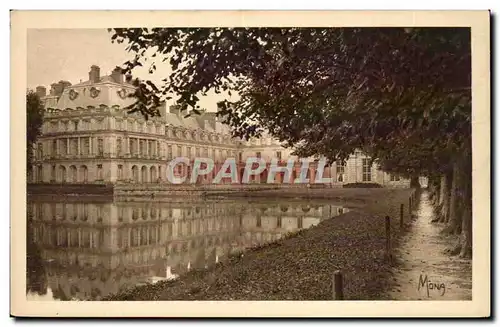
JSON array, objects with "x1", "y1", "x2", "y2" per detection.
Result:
[{"x1": 388, "y1": 191, "x2": 472, "y2": 300}]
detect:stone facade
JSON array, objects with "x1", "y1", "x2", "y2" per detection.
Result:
[{"x1": 30, "y1": 65, "x2": 409, "y2": 188}]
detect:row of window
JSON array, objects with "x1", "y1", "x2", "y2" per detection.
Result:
[
  {"x1": 44, "y1": 118, "x2": 238, "y2": 145},
  {"x1": 36, "y1": 138, "x2": 238, "y2": 161},
  {"x1": 45, "y1": 118, "x2": 164, "y2": 135}
]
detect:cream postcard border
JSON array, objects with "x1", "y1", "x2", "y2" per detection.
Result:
[{"x1": 10, "y1": 10, "x2": 490, "y2": 318}]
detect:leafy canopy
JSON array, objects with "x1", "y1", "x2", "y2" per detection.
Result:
[
  {"x1": 27, "y1": 91, "x2": 44, "y2": 172},
  {"x1": 109, "y1": 27, "x2": 470, "y2": 173}
]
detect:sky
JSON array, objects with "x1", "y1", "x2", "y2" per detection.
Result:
[{"x1": 27, "y1": 28, "x2": 223, "y2": 111}]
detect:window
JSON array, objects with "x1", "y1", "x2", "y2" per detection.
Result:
[
  {"x1": 52, "y1": 140, "x2": 57, "y2": 157},
  {"x1": 276, "y1": 151, "x2": 282, "y2": 160},
  {"x1": 117, "y1": 164, "x2": 123, "y2": 180},
  {"x1": 362, "y1": 158, "x2": 371, "y2": 182},
  {"x1": 187, "y1": 147, "x2": 191, "y2": 158},
  {"x1": 70, "y1": 138, "x2": 78, "y2": 155},
  {"x1": 37, "y1": 165, "x2": 43, "y2": 182},
  {"x1": 97, "y1": 164, "x2": 103, "y2": 180},
  {"x1": 138, "y1": 140, "x2": 143, "y2": 156},
  {"x1": 390, "y1": 174, "x2": 400, "y2": 182},
  {"x1": 147, "y1": 140, "x2": 152, "y2": 156},
  {"x1": 336, "y1": 163, "x2": 345, "y2": 182},
  {"x1": 83, "y1": 138, "x2": 90, "y2": 155},
  {"x1": 51, "y1": 165, "x2": 56, "y2": 181},
  {"x1": 203, "y1": 148, "x2": 208, "y2": 158},
  {"x1": 60, "y1": 139, "x2": 67, "y2": 155},
  {"x1": 74, "y1": 121, "x2": 78, "y2": 131},
  {"x1": 167, "y1": 145, "x2": 173, "y2": 160},
  {"x1": 256, "y1": 151, "x2": 261, "y2": 158},
  {"x1": 117, "y1": 138, "x2": 122, "y2": 156},
  {"x1": 97, "y1": 138, "x2": 104, "y2": 156},
  {"x1": 238, "y1": 152, "x2": 243, "y2": 162}
]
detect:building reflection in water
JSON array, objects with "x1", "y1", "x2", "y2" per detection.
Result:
[{"x1": 26, "y1": 197, "x2": 349, "y2": 301}]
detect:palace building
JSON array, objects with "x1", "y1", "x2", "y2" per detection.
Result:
[{"x1": 30, "y1": 65, "x2": 409, "y2": 188}]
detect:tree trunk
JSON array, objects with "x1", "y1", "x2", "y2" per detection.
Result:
[
  {"x1": 438, "y1": 173, "x2": 451, "y2": 223},
  {"x1": 459, "y1": 202, "x2": 472, "y2": 258},
  {"x1": 438, "y1": 174, "x2": 446, "y2": 207},
  {"x1": 459, "y1": 153, "x2": 473, "y2": 258},
  {"x1": 443, "y1": 158, "x2": 465, "y2": 234},
  {"x1": 431, "y1": 176, "x2": 440, "y2": 205},
  {"x1": 446, "y1": 162, "x2": 461, "y2": 229},
  {"x1": 410, "y1": 176, "x2": 421, "y2": 189}
]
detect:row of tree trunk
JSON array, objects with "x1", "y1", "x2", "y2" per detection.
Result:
[{"x1": 427, "y1": 154, "x2": 472, "y2": 258}]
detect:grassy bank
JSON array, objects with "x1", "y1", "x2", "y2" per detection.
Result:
[{"x1": 103, "y1": 188, "x2": 415, "y2": 301}]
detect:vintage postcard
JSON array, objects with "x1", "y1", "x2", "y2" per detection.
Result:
[{"x1": 11, "y1": 10, "x2": 490, "y2": 317}]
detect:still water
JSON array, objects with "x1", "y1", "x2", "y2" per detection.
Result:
[{"x1": 26, "y1": 196, "x2": 348, "y2": 301}]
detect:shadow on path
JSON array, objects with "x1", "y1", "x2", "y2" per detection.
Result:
[{"x1": 388, "y1": 191, "x2": 472, "y2": 300}]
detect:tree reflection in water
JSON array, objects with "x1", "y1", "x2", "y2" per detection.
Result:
[{"x1": 26, "y1": 212, "x2": 48, "y2": 297}]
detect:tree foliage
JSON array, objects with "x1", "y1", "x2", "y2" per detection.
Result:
[
  {"x1": 26, "y1": 91, "x2": 44, "y2": 173},
  {"x1": 109, "y1": 27, "x2": 470, "y2": 174}
]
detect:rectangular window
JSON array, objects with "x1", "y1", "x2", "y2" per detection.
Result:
[
  {"x1": 336, "y1": 162, "x2": 345, "y2": 182},
  {"x1": 118, "y1": 164, "x2": 123, "y2": 180},
  {"x1": 59, "y1": 139, "x2": 67, "y2": 155},
  {"x1": 187, "y1": 147, "x2": 191, "y2": 158},
  {"x1": 167, "y1": 145, "x2": 173, "y2": 160},
  {"x1": 97, "y1": 164, "x2": 103, "y2": 180},
  {"x1": 97, "y1": 138, "x2": 104, "y2": 156},
  {"x1": 83, "y1": 137, "x2": 90, "y2": 155},
  {"x1": 71, "y1": 138, "x2": 78, "y2": 155},
  {"x1": 276, "y1": 151, "x2": 282, "y2": 160},
  {"x1": 117, "y1": 138, "x2": 122, "y2": 156},
  {"x1": 51, "y1": 165, "x2": 56, "y2": 181},
  {"x1": 51, "y1": 140, "x2": 57, "y2": 158},
  {"x1": 362, "y1": 158, "x2": 371, "y2": 182},
  {"x1": 256, "y1": 151, "x2": 261, "y2": 158}
]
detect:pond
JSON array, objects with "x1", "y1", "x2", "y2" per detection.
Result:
[{"x1": 26, "y1": 196, "x2": 349, "y2": 301}]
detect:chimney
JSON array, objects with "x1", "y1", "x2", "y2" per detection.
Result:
[
  {"x1": 58, "y1": 80, "x2": 72, "y2": 92},
  {"x1": 50, "y1": 83, "x2": 64, "y2": 96},
  {"x1": 50, "y1": 83, "x2": 58, "y2": 96},
  {"x1": 89, "y1": 65, "x2": 100, "y2": 83},
  {"x1": 35, "y1": 86, "x2": 46, "y2": 98},
  {"x1": 111, "y1": 66, "x2": 124, "y2": 84}
]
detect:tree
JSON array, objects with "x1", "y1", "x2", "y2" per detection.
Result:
[
  {"x1": 26, "y1": 91, "x2": 47, "y2": 294},
  {"x1": 108, "y1": 27, "x2": 472, "y2": 257},
  {"x1": 26, "y1": 90, "x2": 44, "y2": 176}
]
